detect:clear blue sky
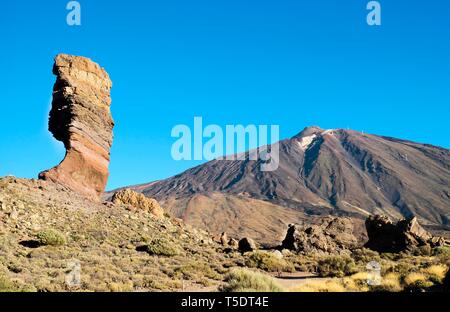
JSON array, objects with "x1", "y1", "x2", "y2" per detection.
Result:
[{"x1": 0, "y1": 0, "x2": 449, "y2": 190}]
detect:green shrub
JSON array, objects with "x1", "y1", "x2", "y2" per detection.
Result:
[
  {"x1": 174, "y1": 262, "x2": 221, "y2": 280},
  {"x1": 380, "y1": 252, "x2": 401, "y2": 261},
  {"x1": 220, "y1": 268, "x2": 283, "y2": 292},
  {"x1": 317, "y1": 255, "x2": 357, "y2": 278},
  {"x1": 384, "y1": 261, "x2": 413, "y2": 277},
  {"x1": 433, "y1": 246, "x2": 450, "y2": 257},
  {"x1": 0, "y1": 274, "x2": 16, "y2": 292},
  {"x1": 412, "y1": 245, "x2": 432, "y2": 257},
  {"x1": 351, "y1": 248, "x2": 380, "y2": 263},
  {"x1": 245, "y1": 251, "x2": 294, "y2": 272},
  {"x1": 36, "y1": 229, "x2": 66, "y2": 246},
  {"x1": 142, "y1": 238, "x2": 179, "y2": 257}
]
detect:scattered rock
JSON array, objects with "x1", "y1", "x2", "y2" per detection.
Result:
[
  {"x1": 238, "y1": 237, "x2": 257, "y2": 253},
  {"x1": 220, "y1": 232, "x2": 228, "y2": 246},
  {"x1": 9, "y1": 210, "x2": 19, "y2": 220},
  {"x1": 112, "y1": 189, "x2": 164, "y2": 218},
  {"x1": 39, "y1": 54, "x2": 114, "y2": 201},
  {"x1": 228, "y1": 238, "x2": 239, "y2": 249},
  {"x1": 364, "y1": 215, "x2": 445, "y2": 253},
  {"x1": 172, "y1": 218, "x2": 184, "y2": 228},
  {"x1": 281, "y1": 217, "x2": 358, "y2": 255}
]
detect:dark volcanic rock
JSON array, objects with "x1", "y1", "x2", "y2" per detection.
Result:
[
  {"x1": 39, "y1": 54, "x2": 114, "y2": 200},
  {"x1": 281, "y1": 217, "x2": 358, "y2": 255},
  {"x1": 364, "y1": 215, "x2": 445, "y2": 253},
  {"x1": 238, "y1": 237, "x2": 257, "y2": 253}
]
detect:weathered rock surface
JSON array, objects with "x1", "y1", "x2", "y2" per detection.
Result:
[
  {"x1": 220, "y1": 232, "x2": 228, "y2": 246},
  {"x1": 228, "y1": 238, "x2": 239, "y2": 249},
  {"x1": 281, "y1": 217, "x2": 358, "y2": 255},
  {"x1": 364, "y1": 215, "x2": 445, "y2": 253},
  {"x1": 39, "y1": 54, "x2": 114, "y2": 200},
  {"x1": 238, "y1": 237, "x2": 257, "y2": 253},
  {"x1": 112, "y1": 189, "x2": 164, "y2": 218}
]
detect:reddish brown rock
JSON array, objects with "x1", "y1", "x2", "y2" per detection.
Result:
[{"x1": 39, "y1": 54, "x2": 114, "y2": 200}]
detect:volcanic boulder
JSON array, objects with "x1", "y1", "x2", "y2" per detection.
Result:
[
  {"x1": 281, "y1": 217, "x2": 358, "y2": 255},
  {"x1": 112, "y1": 189, "x2": 164, "y2": 218},
  {"x1": 364, "y1": 215, "x2": 445, "y2": 253},
  {"x1": 39, "y1": 54, "x2": 114, "y2": 200},
  {"x1": 238, "y1": 237, "x2": 257, "y2": 253}
]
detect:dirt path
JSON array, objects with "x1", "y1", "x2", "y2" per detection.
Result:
[
  {"x1": 183, "y1": 272, "x2": 330, "y2": 292},
  {"x1": 271, "y1": 272, "x2": 330, "y2": 291}
]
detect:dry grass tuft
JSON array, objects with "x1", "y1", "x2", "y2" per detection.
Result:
[{"x1": 220, "y1": 268, "x2": 283, "y2": 292}]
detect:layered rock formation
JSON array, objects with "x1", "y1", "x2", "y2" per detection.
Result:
[
  {"x1": 365, "y1": 215, "x2": 445, "y2": 253},
  {"x1": 39, "y1": 54, "x2": 114, "y2": 200},
  {"x1": 112, "y1": 189, "x2": 164, "y2": 218},
  {"x1": 281, "y1": 217, "x2": 358, "y2": 255}
]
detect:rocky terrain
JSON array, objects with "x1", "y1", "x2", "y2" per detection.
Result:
[
  {"x1": 0, "y1": 177, "x2": 239, "y2": 291},
  {"x1": 281, "y1": 217, "x2": 359, "y2": 255},
  {"x1": 365, "y1": 215, "x2": 446, "y2": 253},
  {"x1": 1, "y1": 54, "x2": 449, "y2": 293},
  {"x1": 124, "y1": 126, "x2": 450, "y2": 244},
  {"x1": 39, "y1": 54, "x2": 114, "y2": 200},
  {"x1": 1, "y1": 176, "x2": 449, "y2": 292}
]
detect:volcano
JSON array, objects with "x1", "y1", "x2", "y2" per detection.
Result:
[{"x1": 119, "y1": 127, "x2": 450, "y2": 244}]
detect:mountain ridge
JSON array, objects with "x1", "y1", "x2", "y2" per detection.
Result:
[{"x1": 114, "y1": 126, "x2": 450, "y2": 244}]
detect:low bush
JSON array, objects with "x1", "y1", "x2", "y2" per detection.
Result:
[
  {"x1": 220, "y1": 268, "x2": 283, "y2": 292},
  {"x1": 421, "y1": 264, "x2": 448, "y2": 284},
  {"x1": 245, "y1": 251, "x2": 294, "y2": 272},
  {"x1": 36, "y1": 229, "x2": 66, "y2": 246},
  {"x1": 0, "y1": 274, "x2": 16, "y2": 292},
  {"x1": 403, "y1": 272, "x2": 433, "y2": 290},
  {"x1": 317, "y1": 255, "x2": 357, "y2": 278},
  {"x1": 141, "y1": 238, "x2": 179, "y2": 257},
  {"x1": 433, "y1": 246, "x2": 450, "y2": 257},
  {"x1": 351, "y1": 248, "x2": 380, "y2": 264}
]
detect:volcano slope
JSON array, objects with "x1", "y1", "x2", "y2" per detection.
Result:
[
  {"x1": 0, "y1": 177, "x2": 247, "y2": 291},
  {"x1": 124, "y1": 127, "x2": 450, "y2": 245}
]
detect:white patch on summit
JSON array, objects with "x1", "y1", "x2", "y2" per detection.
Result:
[{"x1": 298, "y1": 134, "x2": 317, "y2": 150}]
